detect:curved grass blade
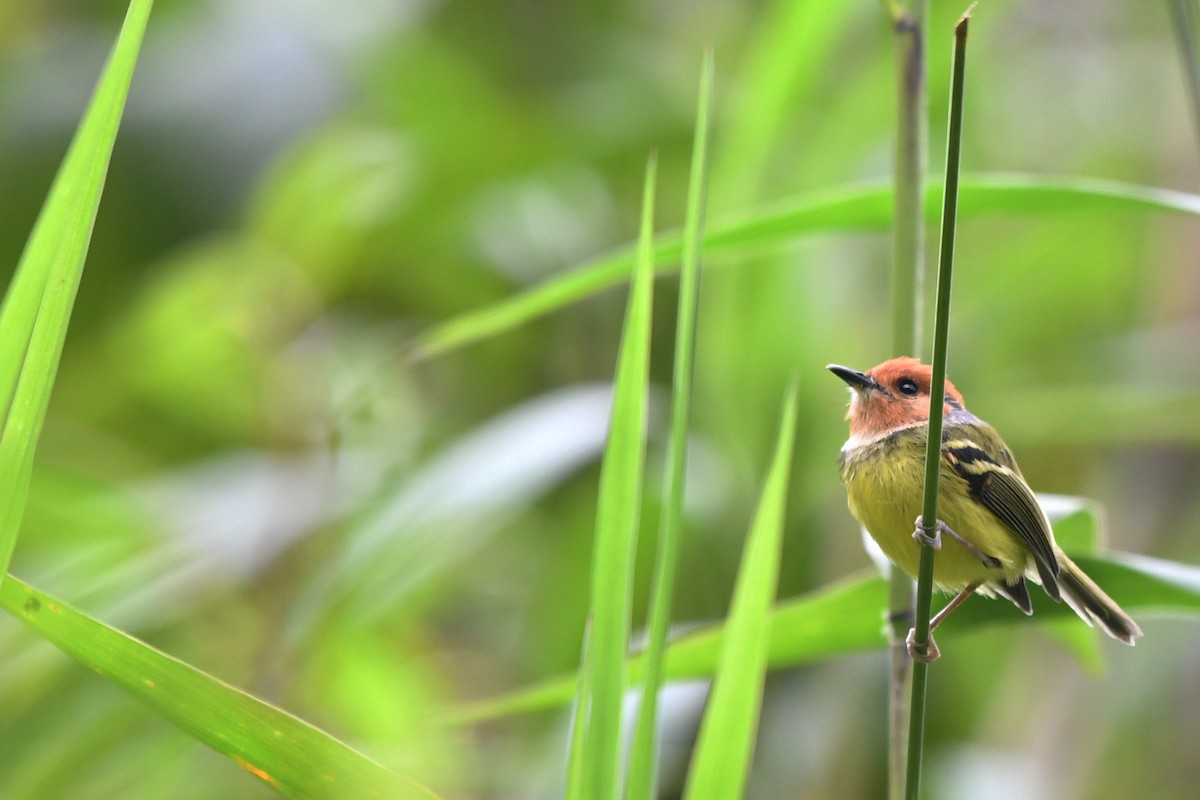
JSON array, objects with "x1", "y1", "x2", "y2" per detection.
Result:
[
  {"x1": 569, "y1": 155, "x2": 657, "y2": 800},
  {"x1": 450, "y1": 551, "x2": 1200, "y2": 723},
  {"x1": 0, "y1": 0, "x2": 153, "y2": 581},
  {"x1": 625, "y1": 52, "x2": 712, "y2": 800},
  {"x1": 409, "y1": 175, "x2": 1200, "y2": 360},
  {"x1": 0, "y1": 574, "x2": 440, "y2": 799},
  {"x1": 682, "y1": 382, "x2": 799, "y2": 800}
]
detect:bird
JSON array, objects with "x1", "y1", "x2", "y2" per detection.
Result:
[{"x1": 828, "y1": 357, "x2": 1141, "y2": 661}]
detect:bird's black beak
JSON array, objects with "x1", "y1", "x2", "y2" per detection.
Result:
[{"x1": 827, "y1": 364, "x2": 879, "y2": 393}]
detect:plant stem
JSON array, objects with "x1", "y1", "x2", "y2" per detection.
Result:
[
  {"x1": 905, "y1": 10, "x2": 972, "y2": 800},
  {"x1": 891, "y1": 4, "x2": 927, "y2": 361},
  {"x1": 887, "y1": 1, "x2": 926, "y2": 797}
]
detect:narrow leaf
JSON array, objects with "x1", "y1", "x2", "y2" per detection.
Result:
[
  {"x1": 0, "y1": 574, "x2": 439, "y2": 799},
  {"x1": 564, "y1": 620, "x2": 593, "y2": 800},
  {"x1": 571, "y1": 155, "x2": 657, "y2": 799},
  {"x1": 0, "y1": 0, "x2": 153, "y2": 581},
  {"x1": 409, "y1": 175, "x2": 1200, "y2": 360},
  {"x1": 452, "y1": 551, "x2": 1200, "y2": 722},
  {"x1": 683, "y1": 381, "x2": 799, "y2": 800},
  {"x1": 626, "y1": 52, "x2": 712, "y2": 800}
]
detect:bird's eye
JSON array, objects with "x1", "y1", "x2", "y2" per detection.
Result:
[{"x1": 897, "y1": 378, "x2": 919, "y2": 396}]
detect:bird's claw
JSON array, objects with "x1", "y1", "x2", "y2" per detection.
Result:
[
  {"x1": 913, "y1": 515, "x2": 1002, "y2": 569},
  {"x1": 912, "y1": 515, "x2": 942, "y2": 549},
  {"x1": 906, "y1": 628, "x2": 941, "y2": 663}
]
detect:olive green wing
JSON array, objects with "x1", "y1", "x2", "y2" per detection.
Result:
[{"x1": 942, "y1": 422, "x2": 1062, "y2": 601}]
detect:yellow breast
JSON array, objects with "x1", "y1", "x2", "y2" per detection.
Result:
[{"x1": 838, "y1": 429, "x2": 1029, "y2": 592}]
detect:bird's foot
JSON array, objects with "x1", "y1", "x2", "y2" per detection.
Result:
[
  {"x1": 906, "y1": 628, "x2": 941, "y2": 663},
  {"x1": 911, "y1": 516, "x2": 1001, "y2": 569},
  {"x1": 912, "y1": 515, "x2": 943, "y2": 549}
]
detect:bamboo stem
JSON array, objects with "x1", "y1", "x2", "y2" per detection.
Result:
[{"x1": 886, "y1": 2, "x2": 927, "y2": 797}]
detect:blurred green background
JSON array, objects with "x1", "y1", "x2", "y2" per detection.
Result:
[{"x1": 2, "y1": 1, "x2": 1199, "y2": 798}]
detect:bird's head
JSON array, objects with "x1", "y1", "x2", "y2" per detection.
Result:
[{"x1": 827, "y1": 357, "x2": 966, "y2": 442}]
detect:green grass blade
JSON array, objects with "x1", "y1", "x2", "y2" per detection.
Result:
[
  {"x1": 0, "y1": 9, "x2": 438, "y2": 795},
  {"x1": 682, "y1": 381, "x2": 799, "y2": 800},
  {"x1": 409, "y1": 175, "x2": 1200, "y2": 360},
  {"x1": 0, "y1": 574, "x2": 439, "y2": 799},
  {"x1": 625, "y1": 52, "x2": 712, "y2": 800},
  {"x1": 572, "y1": 154, "x2": 657, "y2": 800},
  {"x1": 564, "y1": 620, "x2": 593, "y2": 800},
  {"x1": 566, "y1": 623, "x2": 595, "y2": 800},
  {"x1": 451, "y1": 550, "x2": 1200, "y2": 723},
  {"x1": 447, "y1": 575, "x2": 893, "y2": 725},
  {"x1": 0, "y1": 0, "x2": 153, "y2": 580}
]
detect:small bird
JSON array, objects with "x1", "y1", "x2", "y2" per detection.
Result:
[{"x1": 829, "y1": 357, "x2": 1141, "y2": 661}]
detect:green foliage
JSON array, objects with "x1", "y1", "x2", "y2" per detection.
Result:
[
  {"x1": 0, "y1": 3, "x2": 440, "y2": 798},
  {"x1": 570, "y1": 155, "x2": 657, "y2": 800},
  {"x1": 0, "y1": 0, "x2": 152, "y2": 579},
  {"x1": 682, "y1": 383, "x2": 798, "y2": 800},
  {"x1": 0, "y1": 576, "x2": 435, "y2": 799},
  {"x1": 411, "y1": 176, "x2": 1200, "y2": 360},
  {"x1": 625, "y1": 53, "x2": 713, "y2": 800},
  {"x1": 2, "y1": 2, "x2": 1199, "y2": 798},
  {"x1": 449, "y1": 529, "x2": 1200, "y2": 722}
]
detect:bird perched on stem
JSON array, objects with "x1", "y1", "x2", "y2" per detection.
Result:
[{"x1": 829, "y1": 357, "x2": 1141, "y2": 661}]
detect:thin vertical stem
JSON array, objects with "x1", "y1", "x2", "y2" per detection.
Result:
[
  {"x1": 887, "y1": 2, "x2": 927, "y2": 798},
  {"x1": 905, "y1": 10, "x2": 972, "y2": 800},
  {"x1": 891, "y1": 5, "x2": 927, "y2": 360}
]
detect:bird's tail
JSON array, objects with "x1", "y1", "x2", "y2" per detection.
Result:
[{"x1": 1057, "y1": 554, "x2": 1142, "y2": 645}]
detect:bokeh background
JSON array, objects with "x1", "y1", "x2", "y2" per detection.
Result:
[{"x1": 1, "y1": 1, "x2": 1199, "y2": 798}]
